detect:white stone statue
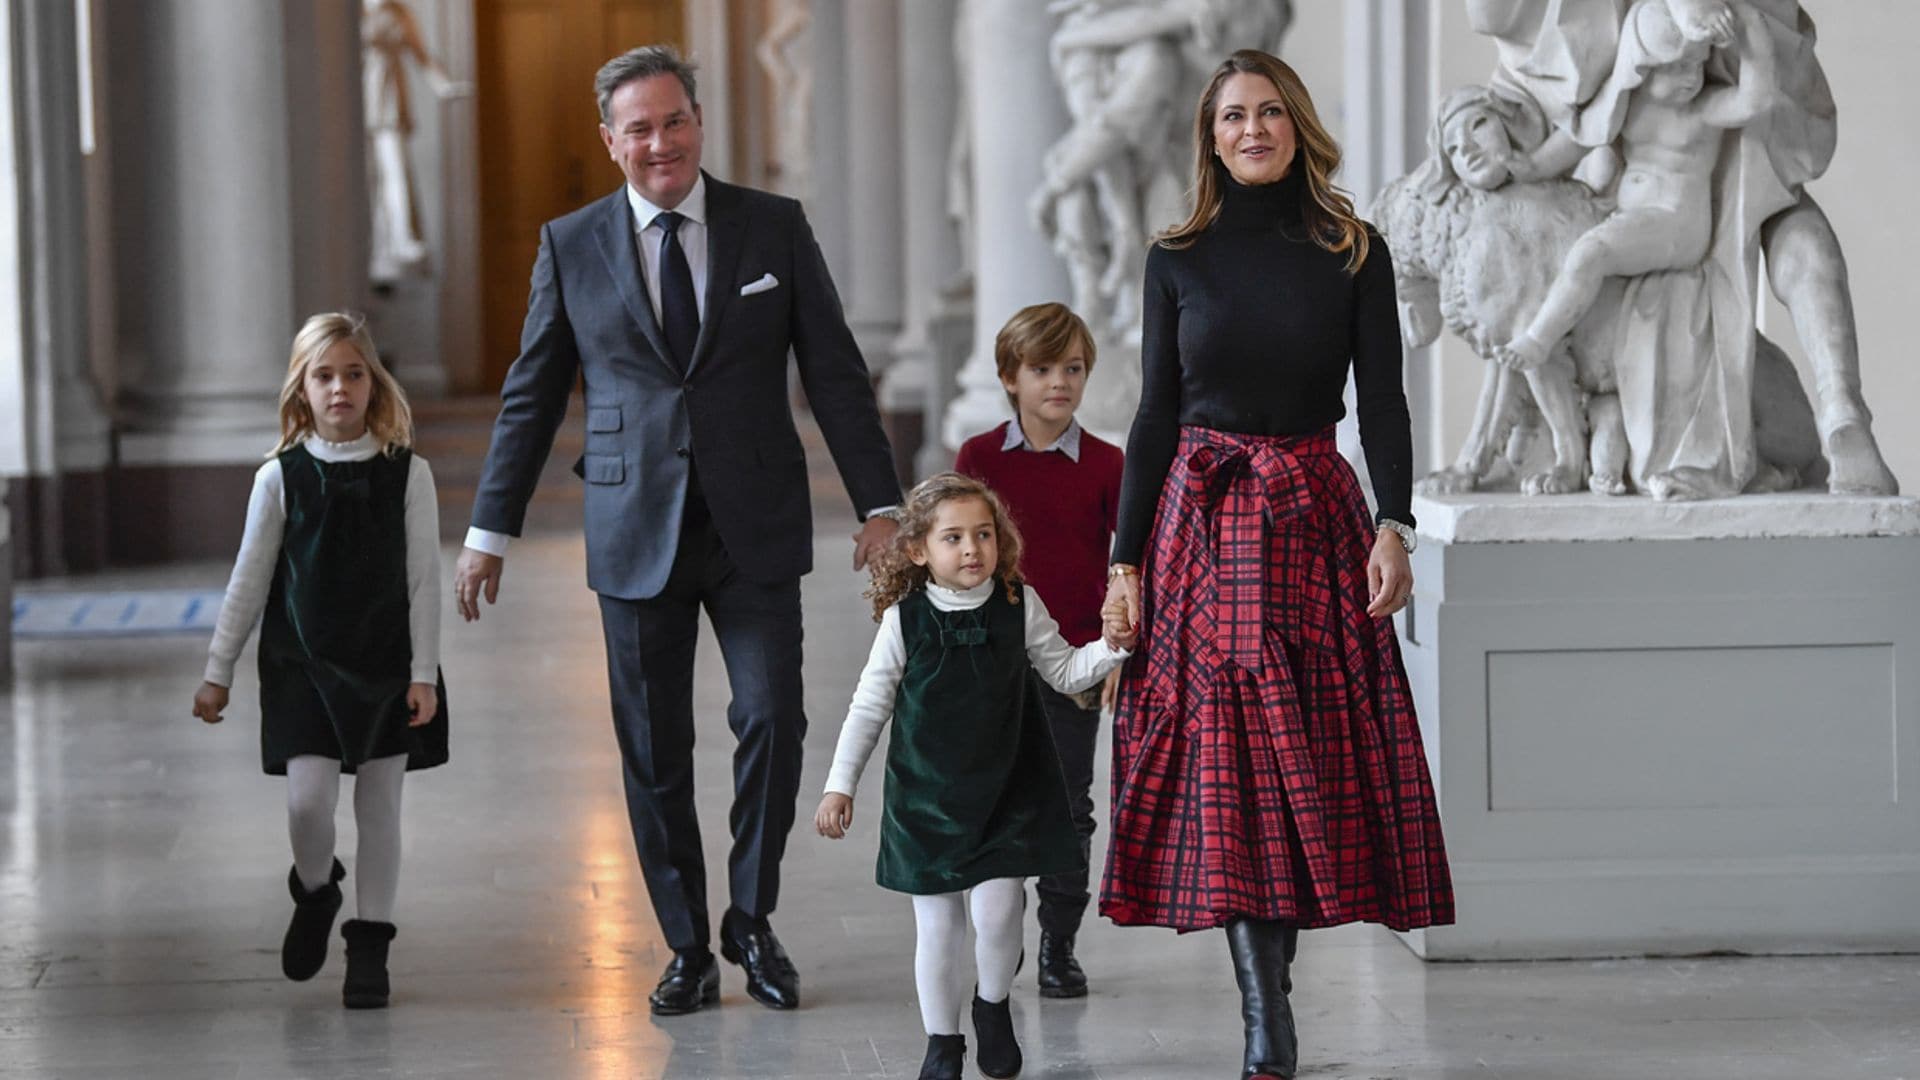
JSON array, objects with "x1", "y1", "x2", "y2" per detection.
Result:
[
  {"x1": 1378, "y1": 84, "x2": 1824, "y2": 498},
  {"x1": 1031, "y1": 0, "x2": 1292, "y2": 436},
  {"x1": 756, "y1": 0, "x2": 813, "y2": 202},
  {"x1": 1395, "y1": 0, "x2": 1896, "y2": 499},
  {"x1": 946, "y1": 0, "x2": 976, "y2": 299},
  {"x1": 362, "y1": 0, "x2": 469, "y2": 286}
]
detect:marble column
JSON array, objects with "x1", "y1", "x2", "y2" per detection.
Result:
[
  {"x1": 3, "y1": 0, "x2": 113, "y2": 576},
  {"x1": 107, "y1": 0, "x2": 365, "y2": 562},
  {"x1": 686, "y1": 0, "x2": 733, "y2": 181},
  {"x1": 841, "y1": 0, "x2": 904, "y2": 370},
  {"x1": 881, "y1": 0, "x2": 962, "y2": 480},
  {"x1": 940, "y1": 0, "x2": 1071, "y2": 450},
  {"x1": 1345, "y1": 0, "x2": 1435, "y2": 477},
  {"x1": 806, "y1": 0, "x2": 851, "y2": 287}
]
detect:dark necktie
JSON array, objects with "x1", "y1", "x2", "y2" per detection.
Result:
[{"x1": 655, "y1": 210, "x2": 699, "y2": 371}]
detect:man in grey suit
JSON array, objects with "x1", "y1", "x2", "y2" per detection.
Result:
[{"x1": 453, "y1": 45, "x2": 900, "y2": 1016}]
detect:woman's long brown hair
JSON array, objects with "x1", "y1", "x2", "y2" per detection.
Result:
[{"x1": 1159, "y1": 49, "x2": 1371, "y2": 273}]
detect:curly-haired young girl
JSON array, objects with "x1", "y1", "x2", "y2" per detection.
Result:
[{"x1": 814, "y1": 472, "x2": 1133, "y2": 1080}]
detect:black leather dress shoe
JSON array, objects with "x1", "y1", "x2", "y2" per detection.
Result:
[
  {"x1": 720, "y1": 922, "x2": 800, "y2": 1009},
  {"x1": 649, "y1": 949, "x2": 720, "y2": 1016}
]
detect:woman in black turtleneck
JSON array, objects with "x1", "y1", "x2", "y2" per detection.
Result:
[{"x1": 1096, "y1": 51, "x2": 1454, "y2": 1080}]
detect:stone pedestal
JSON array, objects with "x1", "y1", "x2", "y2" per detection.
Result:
[
  {"x1": 1, "y1": 479, "x2": 11, "y2": 685},
  {"x1": 1400, "y1": 493, "x2": 1920, "y2": 960}
]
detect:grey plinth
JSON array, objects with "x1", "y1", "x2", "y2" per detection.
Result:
[
  {"x1": 1399, "y1": 493, "x2": 1920, "y2": 960},
  {"x1": 1, "y1": 478, "x2": 11, "y2": 685}
]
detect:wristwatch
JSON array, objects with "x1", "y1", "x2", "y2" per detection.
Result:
[{"x1": 1378, "y1": 518, "x2": 1417, "y2": 553}]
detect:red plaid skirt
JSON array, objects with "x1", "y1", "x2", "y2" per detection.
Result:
[{"x1": 1100, "y1": 426, "x2": 1454, "y2": 932}]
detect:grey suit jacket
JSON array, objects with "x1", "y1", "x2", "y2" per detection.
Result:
[{"x1": 470, "y1": 175, "x2": 900, "y2": 599}]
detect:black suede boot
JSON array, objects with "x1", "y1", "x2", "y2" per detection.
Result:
[
  {"x1": 916, "y1": 1033, "x2": 966, "y2": 1080},
  {"x1": 971, "y1": 994, "x2": 1022, "y2": 1078},
  {"x1": 281, "y1": 858, "x2": 346, "y2": 981},
  {"x1": 1225, "y1": 918, "x2": 1298, "y2": 1080},
  {"x1": 340, "y1": 919, "x2": 397, "y2": 1009},
  {"x1": 1036, "y1": 930, "x2": 1088, "y2": 998}
]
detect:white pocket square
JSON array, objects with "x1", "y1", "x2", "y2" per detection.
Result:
[{"x1": 740, "y1": 273, "x2": 779, "y2": 296}]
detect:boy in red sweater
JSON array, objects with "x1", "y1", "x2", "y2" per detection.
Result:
[{"x1": 953, "y1": 302, "x2": 1123, "y2": 999}]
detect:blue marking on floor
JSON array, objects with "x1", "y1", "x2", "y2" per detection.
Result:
[{"x1": 12, "y1": 590, "x2": 224, "y2": 638}]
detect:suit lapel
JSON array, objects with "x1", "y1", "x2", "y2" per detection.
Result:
[
  {"x1": 592, "y1": 189, "x2": 676, "y2": 373},
  {"x1": 689, "y1": 175, "x2": 746, "y2": 376}
]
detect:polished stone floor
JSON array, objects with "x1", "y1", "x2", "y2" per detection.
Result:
[{"x1": 6, "y1": 419, "x2": 1920, "y2": 1078}]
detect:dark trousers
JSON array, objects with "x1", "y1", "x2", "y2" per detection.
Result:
[
  {"x1": 596, "y1": 486, "x2": 806, "y2": 952},
  {"x1": 1035, "y1": 683, "x2": 1099, "y2": 937}
]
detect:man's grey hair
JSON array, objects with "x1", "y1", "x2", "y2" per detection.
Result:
[{"x1": 595, "y1": 45, "x2": 699, "y2": 124}]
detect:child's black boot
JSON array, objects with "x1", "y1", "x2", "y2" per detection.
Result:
[
  {"x1": 916, "y1": 1033, "x2": 966, "y2": 1080},
  {"x1": 971, "y1": 994, "x2": 1022, "y2": 1078},
  {"x1": 340, "y1": 919, "x2": 397, "y2": 1008},
  {"x1": 281, "y1": 858, "x2": 346, "y2": 981}
]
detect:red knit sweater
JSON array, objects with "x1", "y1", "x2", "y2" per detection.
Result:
[{"x1": 954, "y1": 421, "x2": 1123, "y2": 647}]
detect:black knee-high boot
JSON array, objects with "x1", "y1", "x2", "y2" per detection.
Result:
[{"x1": 1224, "y1": 918, "x2": 1298, "y2": 1080}]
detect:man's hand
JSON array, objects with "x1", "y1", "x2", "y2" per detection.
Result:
[
  {"x1": 454, "y1": 547, "x2": 504, "y2": 622},
  {"x1": 1099, "y1": 668, "x2": 1123, "y2": 714},
  {"x1": 852, "y1": 516, "x2": 899, "y2": 572},
  {"x1": 192, "y1": 681, "x2": 229, "y2": 724},
  {"x1": 815, "y1": 793, "x2": 854, "y2": 839},
  {"x1": 406, "y1": 682, "x2": 438, "y2": 728}
]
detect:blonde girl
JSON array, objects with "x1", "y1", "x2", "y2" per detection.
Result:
[{"x1": 191, "y1": 312, "x2": 448, "y2": 1009}]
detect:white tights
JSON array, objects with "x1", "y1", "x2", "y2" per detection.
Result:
[
  {"x1": 910, "y1": 877, "x2": 1026, "y2": 1036},
  {"x1": 286, "y1": 753, "x2": 406, "y2": 923}
]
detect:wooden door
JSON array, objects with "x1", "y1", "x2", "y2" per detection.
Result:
[{"x1": 475, "y1": 0, "x2": 684, "y2": 390}]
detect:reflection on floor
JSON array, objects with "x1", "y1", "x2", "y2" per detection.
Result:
[{"x1": 3, "y1": 406, "x2": 1917, "y2": 1078}]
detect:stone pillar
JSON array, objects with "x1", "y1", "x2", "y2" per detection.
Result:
[
  {"x1": 1345, "y1": 0, "x2": 1436, "y2": 477},
  {"x1": 880, "y1": 0, "x2": 962, "y2": 481},
  {"x1": 805, "y1": 0, "x2": 850, "y2": 284},
  {"x1": 840, "y1": 0, "x2": 904, "y2": 370},
  {"x1": 940, "y1": 0, "x2": 1071, "y2": 450},
  {"x1": 107, "y1": 0, "x2": 366, "y2": 563},
  {"x1": 3, "y1": 0, "x2": 114, "y2": 577},
  {"x1": 686, "y1": 0, "x2": 733, "y2": 181}
]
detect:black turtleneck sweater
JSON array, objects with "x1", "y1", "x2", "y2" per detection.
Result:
[{"x1": 1111, "y1": 165, "x2": 1414, "y2": 566}]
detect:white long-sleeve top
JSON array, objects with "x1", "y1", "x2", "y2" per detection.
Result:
[
  {"x1": 203, "y1": 432, "x2": 442, "y2": 688},
  {"x1": 823, "y1": 579, "x2": 1129, "y2": 798}
]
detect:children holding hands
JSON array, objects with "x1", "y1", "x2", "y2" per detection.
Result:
[{"x1": 815, "y1": 473, "x2": 1133, "y2": 1080}]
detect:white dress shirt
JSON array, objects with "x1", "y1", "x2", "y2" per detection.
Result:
[
  {"x1": 822, "y1": 580, "x2": 1129, "y2": 798},
  {"x1": 206, "y1": 433, "x2": 442, "y2": 687},
  {"x1": 627, "y1": 175, "x2": 710, "y2": 323}
]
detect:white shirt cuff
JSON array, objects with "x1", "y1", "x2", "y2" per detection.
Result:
[{"x1": 463, "y1": 527, "x2": 511, "y2": 556}]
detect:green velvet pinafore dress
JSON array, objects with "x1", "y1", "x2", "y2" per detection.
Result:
[
  {"x1": 256, "y1": 443, "x2": 449, "y2": 775},
  {"x1": 875, "y1": 583, "x2": 1079, "y2": 895}
]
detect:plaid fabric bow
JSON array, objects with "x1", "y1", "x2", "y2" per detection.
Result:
[{"x1": 1179, "y1": 431, "x2": 1337, "y2": 668}]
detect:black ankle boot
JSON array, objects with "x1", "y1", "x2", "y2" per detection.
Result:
[
  {"x1": 340, "y1": 919, "x2": 397, "y2": 1008},
  {"x1": 1037, "y1": 930, "x2": 1088, "y2": 998},
  {"x1": 971, "y1": 994, "x2": 1022, "y2": 1078},
  {"x1": 281, "y1": 858, "x2": 346, "y2": 981},
  {"x1": 1225, "y1": 918, "x2": 1298, "y2": 1080},
  {"x1": 916, "y1": 1033, "x2": 966, "y2": 1080}
]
